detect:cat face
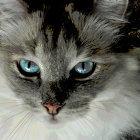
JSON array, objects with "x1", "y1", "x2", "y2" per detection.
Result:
[{"x1": 0, "y1": 0, "x2": 129, "y2": 123}]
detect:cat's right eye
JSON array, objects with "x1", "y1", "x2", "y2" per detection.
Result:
[{"x1": 16, "y1": 59, "x2": 40, "y2": 77}]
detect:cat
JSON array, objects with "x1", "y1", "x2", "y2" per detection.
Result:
[{"x1": 0, "y1": 0, "x2": 140, "y2": 140}]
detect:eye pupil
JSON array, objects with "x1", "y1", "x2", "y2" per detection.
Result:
[
  {"x1": 28, "y1": 61, "x2": 31, "y2": 68},
  {"x1": 82, "y1": 62, "x2": 85, "y2": 69}
]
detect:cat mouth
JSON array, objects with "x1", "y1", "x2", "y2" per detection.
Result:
[{"x1": 49, "y1": 116, "x2": 58, "y2": 124}]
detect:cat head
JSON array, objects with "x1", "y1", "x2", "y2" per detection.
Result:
[{"x1": 0, "y1": 0, "x2": 129, "y2": 121}]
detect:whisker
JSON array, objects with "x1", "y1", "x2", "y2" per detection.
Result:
[
  {"x1": 93, "y1": 100, "x2": 140, "y2": 104},
  {"x1": 0, "y1": 103, "x2": 25, "y2": 108},
  {"x1": 0, "y1": 101, "x2": 21, "y2": 105},
  {"x1": 0, "y1": 109, "x2": 23, "y2": 118},
  {"x1": 85, "y1": 114, "x2": 100, "y2": 124},
  {"x1": 0, "y1": 111, "x2": 25, "y2": 130},
  {"x1": 0, "y1": 98, "x2": 21, "y2": 102},
  {"x1": 90, "y1": 105, "x2": 106, "y2": 111},
  {"x1": 76, "y1": 117, "x2": 94, "y2": 134},
  {"x1": 13, "y1": 113, "x2": 32, "y2": 140},
  {"x1": 0, "y1": 104, "x2": 26, "y2": 117},
  {"x1": 23, "y1": 113, "x2": 33, "y2": 140},
  {"x1": 4, "y1": 112, "x2": 31, "y2": 140}
]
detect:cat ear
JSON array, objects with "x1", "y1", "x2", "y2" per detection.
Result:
[
  {"x1": 94, "y1": 0, "x2": 128, "y2": 18},
  {"x1": 0, "y1": 0, "x2": 28, "y2": 21}
]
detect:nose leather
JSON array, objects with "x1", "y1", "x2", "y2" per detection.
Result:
[{"x1": 43, "y1": 104, "x2": 62, "y2": 115}]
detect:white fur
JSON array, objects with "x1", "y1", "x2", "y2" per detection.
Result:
[{"x1": 0, "y1": 0, "x2": 26, "y2": 21}]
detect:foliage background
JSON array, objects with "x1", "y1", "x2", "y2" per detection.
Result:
[{"x1": 113, "y1": 0, "x2": 140, "y2": 52}]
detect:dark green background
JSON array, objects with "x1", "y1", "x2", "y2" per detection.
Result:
[{"x1": 113, "y1": 0, "x2": 140, "y2": 52}]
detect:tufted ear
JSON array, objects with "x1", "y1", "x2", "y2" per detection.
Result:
[
  {"x1": 0, "y1": 0, "x2": 28, "y2": 21},
  {"x1": 94, "y1": 0, "x2": 129, "y2": 19}
]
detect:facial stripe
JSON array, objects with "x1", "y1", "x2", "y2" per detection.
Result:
[{"x1": 41, "y1": 4, "x2": 79, "y2": 49}]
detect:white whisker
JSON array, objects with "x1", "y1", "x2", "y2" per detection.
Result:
[
  {"x1": 4, "y1": 112, "x2": 31, "y2": 140},
  {"x1": 22, "y1": 114, "x2": 33, "y2": 140},
  {"x1": 0, "y1": 111, "x2": 25, "y2": 130}
]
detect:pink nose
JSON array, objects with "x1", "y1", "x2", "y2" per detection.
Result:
[{"x1": 43, "y1": 104, "x2": 62, "y2": 115}]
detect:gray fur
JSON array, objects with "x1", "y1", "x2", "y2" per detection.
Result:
[{"x1": 0, "y1": 0, "x2": 140, "y2": 140}]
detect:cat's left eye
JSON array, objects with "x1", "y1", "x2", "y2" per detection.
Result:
[
  {"x1": 17, "y1": 60, "x2": 40, "y2": 77},
  {"x1": 70, "y1": 61, "x2": 96, "y2": 79}
]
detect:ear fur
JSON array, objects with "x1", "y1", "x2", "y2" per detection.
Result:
[
  {"x1": 0, "y1": 0, "x2": 28, "y2": 21},
  {"x1": 94, "y1": 0, "x2": 129, "y2": 19}
]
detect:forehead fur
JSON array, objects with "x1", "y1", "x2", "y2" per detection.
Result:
[
  {"x1": 0, "y1": 0, "x2": 128, "y2": 55},
  {"x1": 0, "y1": 12, "x2": 42, "y2": 46}
]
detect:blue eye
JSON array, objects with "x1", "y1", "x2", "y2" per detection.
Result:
[
  {"x1": 17, "y1": 60, "x2": 40, "y2": 76},
  {"x1": 75, "y1": 62, "x2": 93, "y2": 74},
  {"x1": 70, "y1": 61, "x2": 96, "y2": 79}
]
